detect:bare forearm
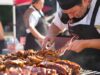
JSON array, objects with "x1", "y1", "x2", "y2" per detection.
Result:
[
  {"x1": 29, "y1": 27, "x2": 44, "y2": 40},
  {"x1": 86, "y1": 39, "x2": 100, "y2": 49},
  {"x1": 66, "y1": 39, "x2": 100, "y2": 53},
  {"x1": 47, "y1": 23, "x2": 61, "y2": 37},
  {"x1": 0, "y1": 22, "x2": 4, "y2": 40},
  {"x1": 43, "y1": 23, "x2": 61, "y2": 48}
]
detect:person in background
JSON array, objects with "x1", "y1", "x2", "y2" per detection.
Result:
[
  {"x1": 0, "y1": 16, "x2": 6, "y2": 54},
  {"x1": 23, "y1": 0, "x2": 48, "y2": 50},
  {"x1": 42, "y1": 0, "x2": 100, "y2": 71},
  {"x1": 42, "y1": 0, "x2": 57, "y2": 23},
  {"x1": 16, "y1": 5, "x2": 29, "y2": 41}
]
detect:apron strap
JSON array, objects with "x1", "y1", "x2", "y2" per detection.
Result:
[
  {"x1": 90, "y1": 0, "x2": 100, "y2": 26},
  {"x1": 33, "y1": 6, "x2": 44, "y2": 18}
]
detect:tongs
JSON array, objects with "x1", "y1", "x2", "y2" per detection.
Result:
[
  {"x1": 56, "y1": 35, "x2": 79, "y2": 57},
  {"x1": 41, "y1": 38, "x2": 55, "y2": 51},
  {"x1": 41, "y1": 36, "x2": 78, "y2": 57}
]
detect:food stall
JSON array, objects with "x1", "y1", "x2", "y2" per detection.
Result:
[
  {"x1": 0, "y1": 0, "x2": 32, "y2": 44},
  {"x1": 0, "y1": 49, "x2": 100, "y2": 75},
  {"x1": 0, "y1": 0, "x2": 100, "y2": 75}
]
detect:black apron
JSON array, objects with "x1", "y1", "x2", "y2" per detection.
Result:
[
  {"x1": 0, "y1": 40, "x2": 6, "y2": 54},
  {"x1": 24, "y1": 7, "x2": 47, "y2": 50},
  {"x1": 61, "y1": 0, "x2": 100, "y2": 71}
]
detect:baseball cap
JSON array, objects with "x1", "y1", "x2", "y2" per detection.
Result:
[{"x1": 57, "y1": 0, "x2": 82, "y2": 10}]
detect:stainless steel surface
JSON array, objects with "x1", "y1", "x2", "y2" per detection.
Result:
[{"x1": 80, "y1": 69, "x2": 100, "y2": 75}]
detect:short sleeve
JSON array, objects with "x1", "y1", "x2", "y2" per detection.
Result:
[
  {"x1": 29, "y1": 11, "x2": 41, "y2": 29},
  {"x1": 52, "y1": 11, "x2": 68, "y2": 31}
]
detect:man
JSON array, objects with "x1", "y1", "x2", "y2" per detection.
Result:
[
  {"x1": 16, "y1": 5, "x2": 29, "y2": 41},
  {"x1": 0, "y1": 16, "x2": 6, "y2": 54},
  {"x1": 24, "y1": 0, "x2": 48, "y2": 50},
  {"x1": 42, "y1": 0, "x2": 57, "y2": 23},
  {"x1": 43, "y1": 0, "x2": 100, "y2": 71}
]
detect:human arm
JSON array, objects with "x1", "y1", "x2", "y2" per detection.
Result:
[
  {"x1": 42, "y1": 9, "x2": 68, "y2": 49},
  {"x1": 67, "y1": 39, "x2": 100, "y2": 53},
  {"x1": 47, "y1": 23, "x2": 62, "y2": 37},
  {"x1": 28, "y1": 11, "x2": 45, "y2": 45},
  {"x1": 42, "y1": 23, "x2": 62, "y2": 49},
  {"x1": 0, "y1": 21, "x2": 5, "y2": 40},
  {"x1": 29, "y1": 26, "x2": 45, "y2": 44}
]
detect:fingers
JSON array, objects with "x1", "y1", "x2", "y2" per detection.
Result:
[
  {"x1": 45, "y1": 42, "x2": 55, "y2": 50},
  {"x1": 67, "y1": 40, "x2": 83, "y2": 53},
  {"x1": 42, "y1": 37, "x2": 55, "y2": 50}
]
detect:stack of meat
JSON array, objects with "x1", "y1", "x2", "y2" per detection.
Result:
[{"x1": 0, "y1": 50, "x2": 81, "y2": 75}]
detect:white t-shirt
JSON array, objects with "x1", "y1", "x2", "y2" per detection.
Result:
[
  {"x1": 27, "y1": 5, "x2": 44, "y2": 32},
  {"x1": 53, "y1": 0, "x2": 100, "y2": 33}
]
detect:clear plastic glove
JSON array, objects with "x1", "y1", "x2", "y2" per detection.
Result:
[{"x1": 42, "y1": 36, "x2": 55, "y2": 50}]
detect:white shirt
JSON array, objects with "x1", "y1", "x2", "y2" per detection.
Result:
[
  {"x1": 53, "y1": 0, "x2": 100, "y2": 33},
  {"x1": 27, "y1": 5, "x2": 44, "y2": 33}
]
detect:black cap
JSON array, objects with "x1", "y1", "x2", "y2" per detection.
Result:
[{"x1": 57, "y1": 0, "x2": 82, "y2": 10}]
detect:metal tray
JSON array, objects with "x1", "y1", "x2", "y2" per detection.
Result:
[{"x1": 80, "y1": 69, "x2": 100, "y2": 75}]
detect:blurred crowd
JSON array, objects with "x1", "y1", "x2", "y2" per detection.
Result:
[
  {"x1": 0, "y1": 0, "x2": 57, "y2": 53},
  {"x1": 0, "y1": 0, "x2": 100, "y2": 71}
]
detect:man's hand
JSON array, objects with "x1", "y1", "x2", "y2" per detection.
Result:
[
  {"x1": 67, "y1": 40, "x2": 88, "y2": 53},
  {"x1": 42, "y1": 36, "x2": 55, "y2": 50}
]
